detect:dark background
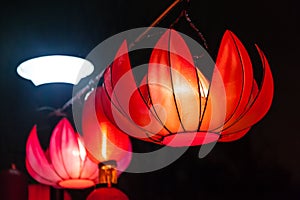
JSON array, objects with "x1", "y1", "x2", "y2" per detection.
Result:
[{"x1": 0, "y1": 0, "x2": 299, "y2": 199}]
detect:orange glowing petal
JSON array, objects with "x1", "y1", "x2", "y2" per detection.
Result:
[
  {"x1": 49, "y1": 118, "x2": 82, "y2": 179},
  {"x1": 25, "y1": 126, "x2": 61, "y2": 185},
  {"x1": 221, "y1": 45, "x2": 274, "y2": 134},
  {"x1": 149, "y1": 29, "x2": 204, "y2": 133},
  {"x1": 215, "y1": 30, "x2": 254, "y2": 131},
  {"x1": 200, "y1": 61, "x2": 227, "y2": 131}
]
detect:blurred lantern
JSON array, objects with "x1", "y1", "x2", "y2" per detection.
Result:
[
  {"x1": 82, "y1": 87, "x2": 131, "y2": 200},
  {"x1": 81, "y1": 87, "x2": 132, "y2": 174},
  {"x1": 100, "y1": 29, "x2": 274, "y2": 147},
  {"x1": 0, "y1": 163, "x2": 28, "y2": 200},
  {"x1": 26, "y1": 118, "x2": 99, "y2": 189},
  {"x1": 86, "y1": 187, "x2": 129, "y2": 200}
]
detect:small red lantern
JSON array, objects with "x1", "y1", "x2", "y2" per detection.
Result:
[
  {"x1": 0, "y1": 164, "x2": 28, "y2": 200},
  {"x1": 26, "y1": 118, "x2": 99, "y2": 189},
  {"x1": 100, "y1": 29, "x2": 274, "y2": 146},
  {"x1": 86, "y1": 187, "x2": 129, "y2": 200}
]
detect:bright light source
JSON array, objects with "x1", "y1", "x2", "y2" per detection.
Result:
[{"x1": 16, "y1": 55, "x2": 94, "y2": 86}]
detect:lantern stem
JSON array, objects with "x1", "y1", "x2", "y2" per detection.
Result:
[{"x1": 98, "y1": 160, "x2": 118, "y2": 188}]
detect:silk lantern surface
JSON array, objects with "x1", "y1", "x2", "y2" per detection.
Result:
[
  {"x1": 26, "y1": 118, "x2": 98, "y2": 189},
  {"x1": 100, "y1": 29, "x2": 274, "y2": 147},
  {"x1": 82, "y1": 87, "x2": 132, "y2": 174},
  {"x1": 86, "y1": 187, "x2": 129, "y2": 200}
]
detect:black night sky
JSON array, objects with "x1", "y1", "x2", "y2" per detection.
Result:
[{"x1": 0, "y1": 0, "x2": 299, "y2": 199}]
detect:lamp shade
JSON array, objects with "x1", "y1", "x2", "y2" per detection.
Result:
[
  {"x1": 100, "y1": 29, "x2": 274, "y2": 147},
  {"x1": 17, "y1": 55, "x2": 94, "y2": 86},
  {"x1": 26, "y1": 118, "x2": 98, "y2": 189},
  {"x1": 86, "y1": 187, "x2": 129, "y2": 200},
  {"x1": 81, "y1": 87, "x2": 132, "y2": 174}
]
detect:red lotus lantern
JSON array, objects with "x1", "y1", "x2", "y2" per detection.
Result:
[
  {"x1": 100, "y1": 29, "x2": 274, "y2": 147},
  {"x1": 26, "y1": 118, "x2": 99, "y2": 189}
]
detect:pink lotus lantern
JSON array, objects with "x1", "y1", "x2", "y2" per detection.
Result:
[{"x1": 26, "y1": 118, "x2": 99, "y2": 189}]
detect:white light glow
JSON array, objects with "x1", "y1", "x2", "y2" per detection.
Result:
[{"x1": 16, "y1": 55, "x2": 94, "y2": 86}]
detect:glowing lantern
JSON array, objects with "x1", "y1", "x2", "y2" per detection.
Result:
[
  {"x1": 26, "y1": 118, "x2": 99, "y2": 189},
  {"x1": 82, "y1": 87, "x2": 132, "y2": 200},
  {"x1": 86, "y1": 187, "x2": 129, "y2": 200},
  {"x1": 81, "y1": 87, "x2": 132, "y2": 175},
  {"x1": 100, "y1": 29, "x2": 274, "y2": 146}
]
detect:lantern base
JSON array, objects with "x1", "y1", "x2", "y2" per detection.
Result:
[
  {"x1": 58, "y1": 179, "x2": 95, "y2": 189},
  {"x1": 162, "y1": 131, "x2": 220, "y2": 146}
]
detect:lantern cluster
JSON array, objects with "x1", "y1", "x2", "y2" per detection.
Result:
[{"x1": 99, "y1": 29, "x2": 274, "y2": 147}]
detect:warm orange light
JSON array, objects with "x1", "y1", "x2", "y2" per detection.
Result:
[
  {"x1": 100, "y1": 29, "x2": 274, "y2": 146},
  {"x1": 25, "y1": 118, "x2": 98, "y2": 189}
]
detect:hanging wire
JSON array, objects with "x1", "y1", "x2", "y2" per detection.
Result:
[
  {"x1": 183, "y1": 9, "x2": 209, "y2": 50},
  {"x1": 48, "y1": 0, "x2": 209, "y2": 117}
]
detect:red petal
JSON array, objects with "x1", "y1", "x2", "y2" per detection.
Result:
[
  {"x1": 218, "y1": 127, "x2": 251, "y2": 142},
  {"x1": 49, "y1": 118, "x2": 82, "y2": 179},
  {"x1": 222, "y1": 45, "x2": 274, "y2": 133},
  {"x1": 214, "y1": 30, "x2": 254, "y2": 130},
  {"x1": 26, "y1": 126, "x2": 61, "y2": 185}
]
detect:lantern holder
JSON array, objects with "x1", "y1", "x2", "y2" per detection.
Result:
[{"x1": 97, "y1": 160, "x2": 118, "y2": 188}]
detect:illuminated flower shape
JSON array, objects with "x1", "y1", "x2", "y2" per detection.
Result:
[
  {"x1": 101, "y1": 29, "x2": 274, "y2": 147},
  {"x1": 26, "y1": 118, "x2": 98, "y2": 189}
]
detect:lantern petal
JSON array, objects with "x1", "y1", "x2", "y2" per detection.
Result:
[
  {"x1": 214, "y1": 30, "x2": 254, "y2": 131},
  {"x1": 49, "y1": 118, "x2": 82, "y2": 179},
  {"x1": 221, "y1": 45, "x2": 274, "y2": 133},
  {"x1": 25, "y1": 159, "x2": 57, "y2": 187},
  {"x1": 218, "y1": 127, "x2": 251, "y2": 142},
  {"x1": 26, "y1": 126, "x2": 62, "y2": 184},
  {"x1": 79, "y1": 156, "x2": 98, "y2": 180},
  {"x1": 148, "y1": 29, "x2": 204, "y2": 133},
  {"x1": 200, "y1": 61, "x2": 227, "y2": 132},
  {"x1": 101, "y1": 85, "x2": 152, "y2": 140},
  {"x1": 103, "y1": 41, "x2": 165, "y2": 139},
  {"x1": 75, "y1": 137, "x2": 98, "y2": 180}
]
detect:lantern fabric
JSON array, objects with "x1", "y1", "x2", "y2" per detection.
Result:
[
  {"x1": 26, "y1": 118, "x2": 99, "y2": 189},
  {"x1": 86, "y1": 187, "x2": 129, "y2": 200},
  {"x1": 81, "y1": 87, "x2": 132, "y2": 174},
  {"x1": 100, "y1": 29, "x2": 274, "y2": 147}
]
